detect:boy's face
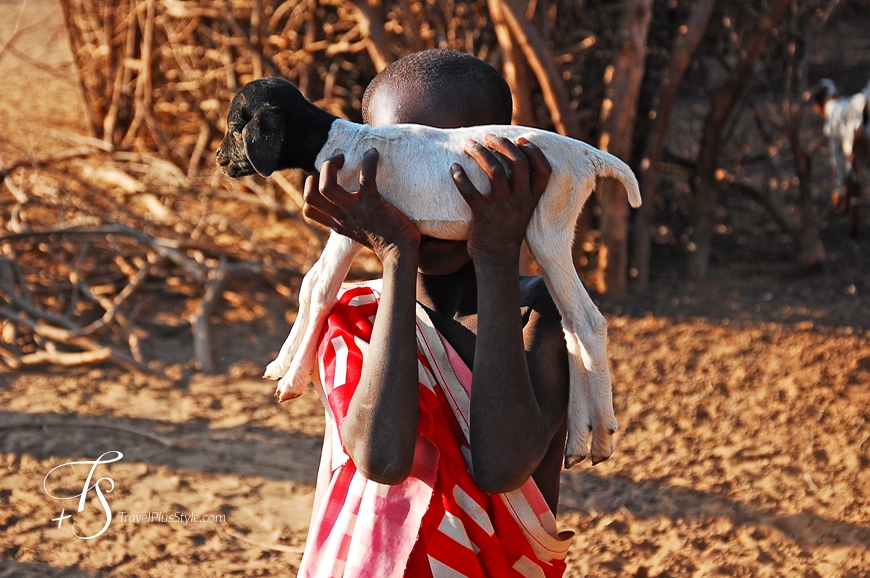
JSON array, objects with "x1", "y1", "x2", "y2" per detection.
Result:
[{"x1": 366, "y1": 82, "x2": 504, "y2": 275}]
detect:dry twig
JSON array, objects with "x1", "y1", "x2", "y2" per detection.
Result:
[{"x1": 0, "y1": 420, "x2": 186, "y2": 448}]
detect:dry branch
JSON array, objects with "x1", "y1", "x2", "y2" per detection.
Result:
[
  {"x1": 688, "y1": 0, "x2": 792, "y2": 279},
  {"x1": 0, "y1": 144, "x2": 308, "y2": 375},
  {"x1": 0, "y1": 420, "x2": 185, "y2": 448},
  {"x1": 352, "y1": 0, "x2": 395, "y2": 72},
  {"x1": 633, "y1": 0, "x2": 716, "y2": 290},
  {"x1": 190, "y1": 256, "x2": 229, "y2": 373},
  {"x1": 0, "y1": 154, "x2": 28, "y2": 203},
  {"x1": 1, "y1": 147, "x2": 105, "y2": 178},
  {"x1": 0, "y1": 303, "x2": 159, "y2": 376},
  {"x1": 225, "y1": 528, "x2": 305, "y2": 553},
  {"x1": 487, "y1": 0, "x2": 533, "y2": 125},
  {"x1": 498, "y1": 0, "x2": 579, "y2": 136},
  {"x1": 70, "y1": 256, "x2": 161, "y2": 337},
  {"x1": 193, "y1": 259, "x2": 265, "y2": 373},
  {"x1": 18, "y1": 347, "x2": 113, "y2": 368},
  {"x1": 0, "y1": 224, "x2": 206, "y2": 282},
  {"x1": 595, "y1": 0, "x2": 652, "y2": 297}
]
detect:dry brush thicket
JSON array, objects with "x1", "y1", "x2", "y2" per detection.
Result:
[
  {"x1": 1, "y1": 0, "x2": 646, "y2": 376},
  {"x1": 0, "y1": 0, "x2": 860, "y2": 375}
]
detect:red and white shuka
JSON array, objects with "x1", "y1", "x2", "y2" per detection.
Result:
[{"x1": 298, "y1": 280, "x2": 572, "y2": 578}]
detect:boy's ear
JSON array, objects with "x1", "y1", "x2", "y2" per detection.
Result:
[{"x1": 243, "y1": 106, "x2": 286, "y2": 177}]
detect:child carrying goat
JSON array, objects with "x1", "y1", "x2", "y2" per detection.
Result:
[{"x1": 295, "y1": 49, "x2": 573, "y2": 578}]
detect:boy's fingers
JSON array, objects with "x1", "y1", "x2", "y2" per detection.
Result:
[
  {"x1": 464, "y1": 139, "x2": 507, "y2": 188},
  {"x1": 303, "y1": 173, "x2": 327, "y2": 206},
  {"x1": 358, "y1": 148, "x2": 379, "y2": 199},
  {"x1": 318, "y1": 157, "x2": 338, "y2": 193},
  {"x1": 304, "y1": 173, "x2": 336, "y2": 212},
  {"x1": 450, "y1": 163, "x2": 484, "y2": 210},
  {"x1": 484, "y1": 134, "x2": 531, "y2": 192},
  {"x1": 320, "y1": 154, "x2": 345, "y2": 178},
  {"x1": 301, "y1": 203, "x2": 336, "y2": 228},
  {"x1": 484, "y1": 135, "x2": 529, "y2": 191},
  {"x1": 518, "y1": 138, "x2": 552, "y2": 201},
  {"x1": 303, "y1": 172, "x2": 318, "y2": 198},
  {"x1": 319, "y1": 155, "x2": 352, "y2": 205}
]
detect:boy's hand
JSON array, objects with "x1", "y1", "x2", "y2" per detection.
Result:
[
  {"x1": 303, "y1": 149, "x2": 421, "y2": 261},
  {"x1": 450, "y1": 136, "x2": 551, "y2": 264}
]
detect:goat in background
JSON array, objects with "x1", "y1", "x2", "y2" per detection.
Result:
[{"x1": 810, "y1": 78, "x2": 870, "y2": 237}]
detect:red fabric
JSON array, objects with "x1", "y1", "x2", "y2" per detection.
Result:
[{"x1": 301, "y1": 283, "x2": 568, "y2": 577}]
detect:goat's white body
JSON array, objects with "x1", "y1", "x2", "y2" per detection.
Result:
[
  {"x1": 266, "y1": 119, "x2": 641, "y2": 466},
  {"x1": 823, "y1": 82, "x2": 870, "y2": 191}
]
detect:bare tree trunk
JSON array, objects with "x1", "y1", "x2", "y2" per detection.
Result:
[
  {"x1": 59, "y1": 0, "x2": 101, "y2": 138},
  {"x1": 498, "y1": 0, "x2": 580, "y2": 137},
  {"x1": 488, "y1": 0, "x2": 534, "y2": 126},
  {"x1": 489, "y1": 0, "x2": 537, "y2": 273},
  {"x1": 688, "y1": 0, "x2": 791, "y2": 278},
  {"x1": 633, "y1": 0, "x2": 716, "y2": 291},
  {"x1": 353, "y1": 0, "x2": 395, "y2": 72},
  {"x1": 788, "y1": 119, "x2": 826, "y2": 267},
  {"x1": 784, "y1": 32, "x2": 826, "y2": 268},
  {"x1": 595, "y1": 0, "x2": 653, "y2": 296}
]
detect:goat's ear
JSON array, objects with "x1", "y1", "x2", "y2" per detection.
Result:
[{"x1": 243, "y1": 106, "x2": 285, "y2": 177}]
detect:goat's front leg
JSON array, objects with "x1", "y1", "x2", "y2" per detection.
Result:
[
  {"x1": 263, "y1": 253, "x2": 325, "y2": 381},
  {"x1": 267, "y1": 232, "x2": 362, "y2": 401}
]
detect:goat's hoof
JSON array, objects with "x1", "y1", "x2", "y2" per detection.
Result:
[
  {"x1": 589, "y1": 418, "x2": 617, "y2": 465},
  {"x1": 564, "y1": 427, "x2": 591, "y2": 469},
  {"x1": 275, "y1": 375, "x2": 306, "y2": 402},
  {"x1": 590, "y1": 440, "x2": 614, "y2": 465},
  {"x1": 563, "y1": 453, "x2": 586, "y2": 469},
  {"x1": 590, "y1": 451, "x2": 612, "y2": 466},
  {"x1": 263, "y1": 359, "x2": 291, "y2": 381},
  {"x1": 275, "y1": 385, "x2": 303, "y2": 402},
  {"x1": 832, "y1": 191, "x2": 849, "y2": 213}
]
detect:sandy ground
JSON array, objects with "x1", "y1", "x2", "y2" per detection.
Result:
[{"x1": 1, "y1": 1, "x2": 869, "y2": 576}]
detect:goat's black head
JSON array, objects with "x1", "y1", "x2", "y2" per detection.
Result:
[
  {"x1": 806, "y1": 79, "x2": 840, "y2": 118},
  {"x1": 216, "y1": 77, "x2": 336, "y2": 177}
]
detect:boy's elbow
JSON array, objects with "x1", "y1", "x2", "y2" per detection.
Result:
[
  {"x1": 473, "y1": 467, "x2": 531, "y2": 495},
  {"x1": 341, "y1": 427, "x2": 415, "y2": 485},
  {"x1": 356, "y1": 456, "x2": 414, "y2": 485},
  {"x1": 472, "y1": 457, "x2": 537, "y2": 495},
  {"x1": 471, "y1": 429, "x2": 550, "y2": 494}
]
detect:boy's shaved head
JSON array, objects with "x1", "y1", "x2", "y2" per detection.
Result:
[{"x1": 362, "y1": 50, "x2": 513, "y2": 127}]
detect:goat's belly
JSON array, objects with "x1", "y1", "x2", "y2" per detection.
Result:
[
  {"x1": 411, "y1": 220, "x2": 470, "y2": 240},
  {"x1": 375, "y1": 172, "x2": 475, "y2": 219}
]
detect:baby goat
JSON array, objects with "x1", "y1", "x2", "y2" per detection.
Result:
[
  {"x1": 216, "y1": 77, "x2": 641, "y2": 468},
  {"x1": 810, "y1": 78, "x2": 870, "y2": 236}
]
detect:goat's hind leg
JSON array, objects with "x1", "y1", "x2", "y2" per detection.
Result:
[
  {"x1": 847, "y1": 176, "x2": 861, "y2": 237},
  {"x1": 528, "y1": 233, "x2": 618, "y2": 468}
]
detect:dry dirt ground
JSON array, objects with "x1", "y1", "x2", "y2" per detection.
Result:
[{"x1": 1, "y1": 1, "x2": 869, "y2": 576}]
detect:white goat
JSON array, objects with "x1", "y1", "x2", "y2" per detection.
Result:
[
  {"x1": 216, "y1": 77, "x2": 641, "y2": 467},
  {"x1": 811, "y1": 78, "x2": 870, "y2": 235}
]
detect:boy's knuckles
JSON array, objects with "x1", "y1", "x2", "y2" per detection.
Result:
[
  {"x1": 489, "y1": 163, "x2": 507, "y2": 180},
  {"x1": 358, "y1": 175, "x2": 375, "y2": 190}
]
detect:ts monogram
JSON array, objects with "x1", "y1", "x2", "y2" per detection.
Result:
[{"x1": 43, "y1": 451, "x2": 123, "y2": 540}]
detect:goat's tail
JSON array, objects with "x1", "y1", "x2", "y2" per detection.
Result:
[{"x1": 596, "y1": 150, "x2": 642, "y2": 208}]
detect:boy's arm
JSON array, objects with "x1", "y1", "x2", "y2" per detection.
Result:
[
  {"x1": 303, "y1": 150, "x2": 422, "y2": 484},
  {"x1": 452, "y1": 137, "x2": 570, "y2": 494}
]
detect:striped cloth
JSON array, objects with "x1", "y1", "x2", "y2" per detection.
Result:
[{"x1": 298, "y1": 281, "x2": 572, "y2": 578}]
